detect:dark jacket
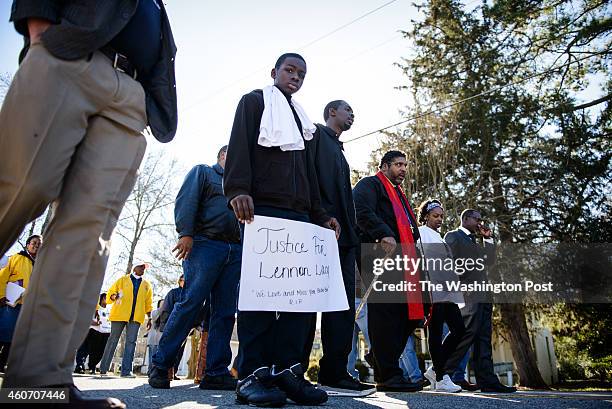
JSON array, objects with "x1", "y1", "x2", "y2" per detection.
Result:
[
  {"x1": 353, "y1": 175, "x2": 418, "y2": 243},
  {"x1": 10, "y1": 0, "x2": 177, "y2": 143},
  {"x1": 157, "y1": 286, "x2": 180, "y2": 332},
  {"x1": 156, "y1": 286, "x2": 207, "y2": 332},
  {"x1": 309, "y1": 124, "x2": 358, "y2": 247},
  {"x1": 444, "y1": 228, "x2": 496, "y2": 284},
  {"x1": 175, "y1": 164, "x2": 240, "y2": 243},
  {"x1": 223, "y1": 89, "x2": 329, "y2": 225}
]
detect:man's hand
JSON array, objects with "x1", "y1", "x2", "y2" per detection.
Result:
[
  {"x1": 230, "y1": 194, "x2": 254, "y2": 224},
  {"x1": 146, "y1": 320, "x2": 152, "y2": 331},
  {"x1": 28, "y1": 18, "x2": 51, "y2": 44},
  {"x1": 323, "y1": 217, "x2": 341, "y2": 240},
  {"x1": 380, "y1": 236, "x2": 397, "y2": 255},
  {"x1": 479, "y1": 225, "x2": 493, "y2": 239},
  {"x1": 0, "y1": 297, "x2": 7, "y2": 307},
  {"x1": 109, "y1": 293, "x2": 118, "y2": 302},
  {"x1": 172, "y1": 236, "x2": 193, "y2": 261}
]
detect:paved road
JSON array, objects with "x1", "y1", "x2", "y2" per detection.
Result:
[{"x1": 67, "y1": 374, "x2": 612, "y2": 409}]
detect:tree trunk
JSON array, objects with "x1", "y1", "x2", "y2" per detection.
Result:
[
  {"x1": 499, "y1": 303, "x2": 549, "y2": 388},
  {"x1": 41, "y1": 204, "x2": 55, "y2": 234},
  {"x1": 125, "y1": 233, "x2": 138, "y2": 275},
  {"x1": 491, "y1": 168, "x2": 548, "y2": 389},
  {"x1": 28, "y1": 220, "x2": 36, "y2": 237}
]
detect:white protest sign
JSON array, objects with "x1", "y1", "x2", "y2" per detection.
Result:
[{"x1": 238, "y1": 216, "x2": 348, "y2": 312}]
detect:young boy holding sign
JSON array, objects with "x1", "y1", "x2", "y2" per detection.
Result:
[{"x1": 223, "y1": 53, "x2": 339, "y2": 407}]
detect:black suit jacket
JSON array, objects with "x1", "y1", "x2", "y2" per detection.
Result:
[
  {"x1": 444, "y1": 228, "x2": 496, "y2": 284},
  {"x1": 10, "y1": 0, "x2": 178, "y2": 143}
]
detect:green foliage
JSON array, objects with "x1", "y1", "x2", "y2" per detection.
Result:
[
  {"x1": 591, "y1": 356, "x2": 612, "y2": 381},
  {"x1": 544, "y1": 303, "x2": 612, "y2": 381},
  {"x1": 377, "y1": 0, "x2": 611, "y2": 386}
]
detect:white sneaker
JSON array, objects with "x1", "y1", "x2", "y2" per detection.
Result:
[
  {"x1": 435, "y1": 375, "x2": 462, "y2": 393},
  {"x1": 424, "y1": 366, "x2": 436, "y2": 389}
]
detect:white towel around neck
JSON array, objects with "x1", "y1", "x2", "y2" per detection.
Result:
[{"x1": 258, "y1": 85, "x2": 315, "y2": 151}]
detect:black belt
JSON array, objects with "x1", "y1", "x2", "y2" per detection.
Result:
[{"x1": 100, "y1": 45, "x2": 138, "y2": 80}]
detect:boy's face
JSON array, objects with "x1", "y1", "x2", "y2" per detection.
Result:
[{"x1": 272, "y1": 57, "x2": 307, "y2": 95}]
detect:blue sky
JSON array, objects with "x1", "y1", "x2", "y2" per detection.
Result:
[
  {"x1": 1, "y1": 1, "x2": 606, "y2": 286},
  {"x1": 0, "y1": 0, "x2": 422, "y2": 171},
  {"x1": 0, "y1": 0, "x2": 422, "y2": 284}
]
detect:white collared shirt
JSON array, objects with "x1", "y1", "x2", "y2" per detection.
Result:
[{"x1": 459, "y1": 226, "x2": 494, "y2": 244}]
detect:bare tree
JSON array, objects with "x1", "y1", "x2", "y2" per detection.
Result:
[
  {"x1": 0, "y1": 72, "x2": 11, "y2": 103},
  {"x1": 109, "y1": 149, "x2": 180, "y2": 291},
  {"x1": 147, "y1": 230, "x2": 184, "y2": 299}
]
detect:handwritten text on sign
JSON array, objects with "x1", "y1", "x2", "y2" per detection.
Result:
[{"x1": 238, "y1": 216, "x2": 348, "y2": 312}]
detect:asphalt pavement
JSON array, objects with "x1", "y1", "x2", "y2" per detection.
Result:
[{"x1": 64, "y1": 374, "x2": 612, "y2": 409}]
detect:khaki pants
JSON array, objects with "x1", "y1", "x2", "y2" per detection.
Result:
[{"x1": 0, "y1": 43, "x2": 147, "y2": 387}]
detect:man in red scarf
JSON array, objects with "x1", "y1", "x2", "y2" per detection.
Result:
[{"x1": 353, "y1": 150, "x2": 424, "y2": 392}]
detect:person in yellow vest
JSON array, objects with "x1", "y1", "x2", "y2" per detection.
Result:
[
  {"x1": 99, "y1": 262, "x2": 153, "y2": 377},
  {"x1": 0, "y1": 234, "x2": 41, "y2": 372}
]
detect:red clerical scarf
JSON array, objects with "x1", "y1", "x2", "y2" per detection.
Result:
[{"x1": 376, "y1": 171, "x2": 424, "y2": 320}]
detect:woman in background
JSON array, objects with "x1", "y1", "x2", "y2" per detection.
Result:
[
  {"x1": 416, "y1": 200, "x2": 465, "y2": 393},
  {"x1": 0, "y1": 234, "x2": 42, "y2": 371}
]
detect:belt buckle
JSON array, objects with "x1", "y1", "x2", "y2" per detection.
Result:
[
  {"x1": 112, "y1": 53, "x2": 125, "y2": 73},
  {"x1": 112, "y1": 52, "x2": 137, "y2": 80}
]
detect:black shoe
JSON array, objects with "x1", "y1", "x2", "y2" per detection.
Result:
[
  {"x1": 148, "y1": 365, "x2": 171, "y2": 389},
  {"x1": 236, "y1": 367, "x2": 287, "y2": 407},
  {"x1": 200, "y1": 373, "x2": 238, "y2": 390},
  {"x1": 412, "y1": 379, "x2": 425, "y2": 388},
  {"x1": 272, "y1": 363, "x2": 328, "y2": 405},
  {"x1": 74, "y1": 365, "x2": 85, "y2": 374},
  {"x1": 455, "y1": 379, "x2": 479, "y2": 391},
  {"x1": 89, "y1": 368, "x2": 97, "y2": 375},
  {"x1": 320, "y1": 374, "x2": 376, "y2": 397},
  {"x1": 376, "y1": 375, "x2": 423, "y2": 392},
  {"x1": 480, "y1": 384, "x2": 517, "y2": 393}
]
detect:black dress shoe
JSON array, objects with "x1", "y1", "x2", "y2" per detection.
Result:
[
  {"x1": 455, "y1": 379, "x2": 479, "y2": 391},
  {"x1": 148, "y1": 365, "x2": 170, "y2": 389},
  {"x1": 272, "y1": 364, "x2": 328, "y2": 405},
  {"x1": 236, "y1": 367, "x2": 287, "y2": 407},
  {"x1": 376, "y1": 375, "x2": 423, "y2": 392},
  {"x1": 199, "y1": 373, "x2": 238, "y2": 390},
  {"x1": 319, "y1": 374, "x2": 376, "y2": 397},
  {"x1": 480, "y1": 383, "x2": 517, "y2": 393}
]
